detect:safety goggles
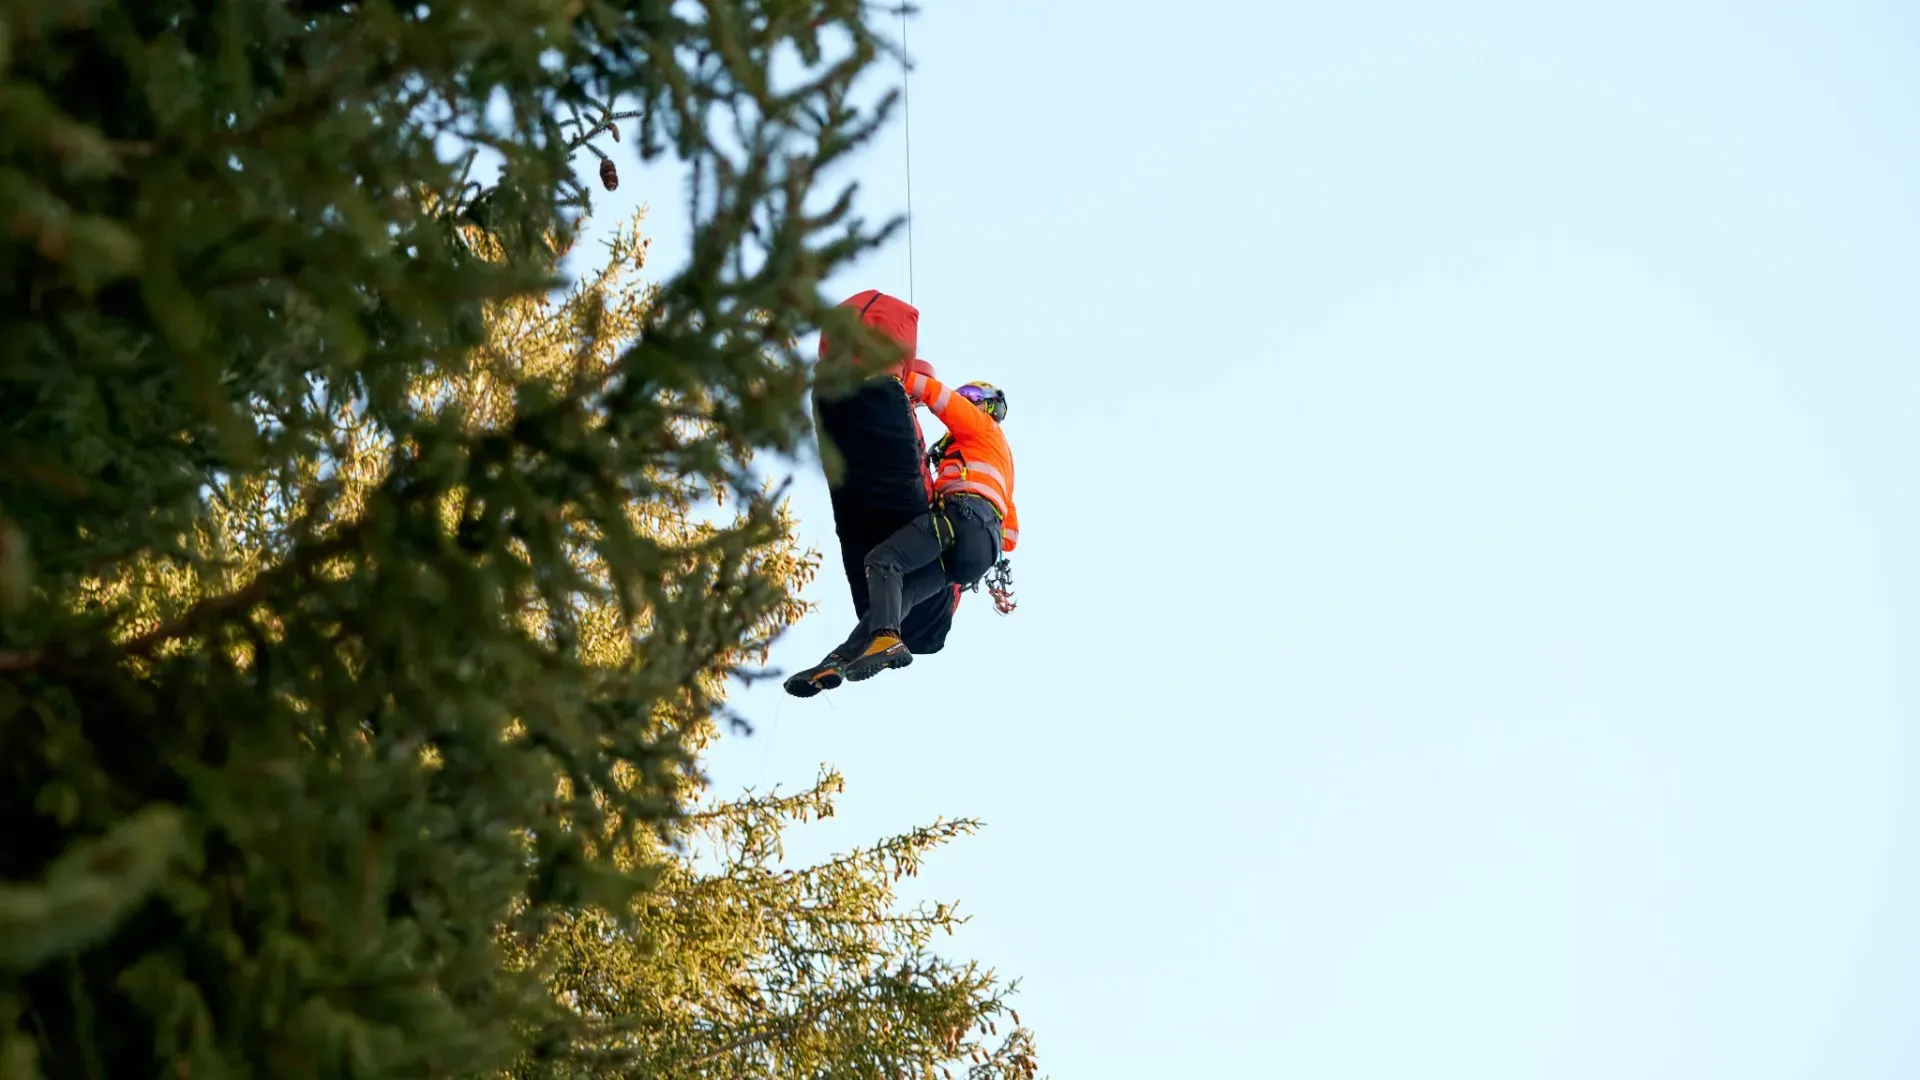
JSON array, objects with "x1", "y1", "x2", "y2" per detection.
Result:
[{"x1": 956, "y1": 383, "x2": 1006, "y2": 421}]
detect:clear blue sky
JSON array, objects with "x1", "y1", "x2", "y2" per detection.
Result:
[{"x1": 586, "y1": 2, "x2": 1919, "y2": 1076}]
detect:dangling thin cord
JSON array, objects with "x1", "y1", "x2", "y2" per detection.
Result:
[{"x1": 901, "y1": 7, "x2": 915, "y2": 304}]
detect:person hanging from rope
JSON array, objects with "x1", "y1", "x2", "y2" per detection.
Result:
[{"x1": 786, "y1": 372, "x2": 1019, "y2": 694}]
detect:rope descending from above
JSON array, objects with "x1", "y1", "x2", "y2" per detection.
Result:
[{"x1": 901, "y1": 5, "x2": 915, "y2": 303}]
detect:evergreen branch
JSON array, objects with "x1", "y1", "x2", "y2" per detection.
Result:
[
  {"x1": 115, "y1": 528, "x2": 360, "y2": 661},
  {"x1": 765, "y1": 821, "x2": 982, "y2": 886},
  {"x1": 0, "y1": 649, "x2": 45, "y2": 673},
  {"x1": 677, "y1": 988, "x2": 848, "y2": 1067}
]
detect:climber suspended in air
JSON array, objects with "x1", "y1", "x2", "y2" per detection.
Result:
[{"x1": 785, "y1": 289, "x2": 1019, "y2": 697}]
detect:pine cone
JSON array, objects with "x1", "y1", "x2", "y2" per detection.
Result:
[
  {"x1": 610, "y1": 122, "x2": 620, "y2": 142},
  {"x1": 599, "y1": 158, "x2": 618, "y2": 191}
]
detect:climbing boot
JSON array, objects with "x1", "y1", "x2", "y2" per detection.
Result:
[
  {"x1": 840, "y1": 632, "x2": 912, "y2": 683},
  {"x1": 783, "y1": 652, "x2": 848, "y2": 698}
]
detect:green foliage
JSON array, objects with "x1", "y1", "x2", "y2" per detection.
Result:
[
  {"x1": 508, "y1": 768, "x2": 1040, "y2": 1080},
  {"x1": 0, "y1": 808, "x2": 190, "y2": 975},
  {"x1": 0, "y1": 0, "x2": 1039, "y2": 1076}
]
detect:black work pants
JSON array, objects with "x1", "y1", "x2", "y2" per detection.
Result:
[{"x1": 838, "y1": 495, "x2": 1001, "y2": 655}]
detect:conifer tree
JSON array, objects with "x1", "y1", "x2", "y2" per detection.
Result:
[
  {"x1": 511, "y1": 767, "x2": 1040, "y2": 1080},
  {"x1": 0, "y1": 2, "x2": 960, "y2": 1077}
]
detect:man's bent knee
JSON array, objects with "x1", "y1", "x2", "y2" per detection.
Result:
[{"x1": 863, "y1": 548, "x2": 907, "y2": 579}]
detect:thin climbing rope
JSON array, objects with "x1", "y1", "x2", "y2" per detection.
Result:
[{"x1": 901, "y1": 7, "x2": 914, "y2": 303}]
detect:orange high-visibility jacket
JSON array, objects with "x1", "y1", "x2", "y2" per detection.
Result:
[{"x1": 902, "y1": 371, "x2": 1020, "y2": 554}]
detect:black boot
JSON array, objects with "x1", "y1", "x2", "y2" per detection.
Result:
[{"x1": 783, "y1": 650, "x2": 850, "y2": 698}]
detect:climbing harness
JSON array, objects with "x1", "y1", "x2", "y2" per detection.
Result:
[{"x1": 931, "y1": 489, "x2": 1016, "y2": 617}]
